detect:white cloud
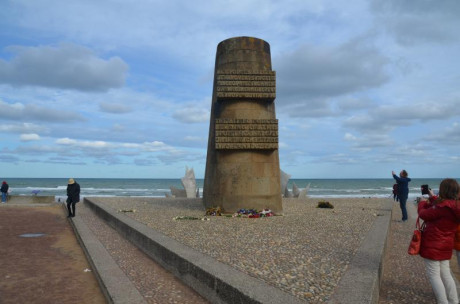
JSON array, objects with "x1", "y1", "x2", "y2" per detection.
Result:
[
  {"x1": 142, "y1": 141, "x2": 172, "y2": 152},
  {"x1": 344, "y1": 133, "x2": 357, "y2": 141},
  {"x1": 0, "y1": 99, "x2": 84, "y2": 122},
  {"x1": 0, "y1": 43, "x2": 128, "y2": 91},
  {"x1": 172, "y1": 107, "x2": 209, "y2": 123},
  {"x1": 56, "y1": 138, "x2": 78, "y2": 145},
  {"x1": 20, "y1": 133, "x2": 40, "y2": 141}
]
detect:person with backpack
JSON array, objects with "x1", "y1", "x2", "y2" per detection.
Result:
[{"x1": 392, "y1": 170, "x2": 411, "y2": 221}]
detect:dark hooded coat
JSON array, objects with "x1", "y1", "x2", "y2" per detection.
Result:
[{"x1": 67, "y1": 182, "x2": 80, "y2": 203}]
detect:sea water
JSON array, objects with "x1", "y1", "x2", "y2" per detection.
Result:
[{"x1": 2, "y1": 177, "x2": 449, "y2": 199}]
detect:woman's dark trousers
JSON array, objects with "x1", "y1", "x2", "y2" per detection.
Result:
[
  {"x1": 67, "y1": 201, "x2": 76, "y2": 217},
  {"x1": 399, "y1": 197, "x2": 408, "y2": 221}
]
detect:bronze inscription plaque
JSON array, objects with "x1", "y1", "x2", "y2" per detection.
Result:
[
  {"x1": 216, "y1": 70, "x2": 276, "y2": 100},
  {"x1": 215, "y1": 118, "x2": 278, "y2": 150}
]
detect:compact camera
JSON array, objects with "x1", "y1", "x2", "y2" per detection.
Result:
[{"x1": 421, "y1": 184, "x2": 430, "y2": 195}]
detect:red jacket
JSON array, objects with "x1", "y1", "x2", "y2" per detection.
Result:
[
  {"x1": 418, "y1": 197, "x2": 459, "y2": 260},
  {"x1": 455, "y1": 224, "x2": 460, "y2": 251}
]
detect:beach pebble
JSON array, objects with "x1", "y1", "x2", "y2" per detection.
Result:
[{"x1": 91, "y1": 197, "x2": 387, "y2": 302}]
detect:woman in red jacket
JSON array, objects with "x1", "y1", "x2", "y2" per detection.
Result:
[{"x1": 418, "y1": 178, "x2": 460, "y2": 304}]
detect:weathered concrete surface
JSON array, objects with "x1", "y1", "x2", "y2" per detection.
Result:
[
  {"x1": 330, "y1": 199, "x2": 393, "y2": 304},
  {"x1": 84, "y1": 197, "x2": 302, "y2": 304},
  {"x1": 0, "y1": 204, "x2": 105, "y2": 304},
  {"x1": 7, "y1": 195, "x2": 56, "y2": 204},
  {"x1": 203, "y1": 36, "x2": 282, "y2": 214},
  {"x1": 69, "y1": 205, "x2": 147, "y2": 304}
]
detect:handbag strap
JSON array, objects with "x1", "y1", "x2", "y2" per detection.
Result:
[{"x1": 416, "y1": 216, "x2": 426, "y2": 231}]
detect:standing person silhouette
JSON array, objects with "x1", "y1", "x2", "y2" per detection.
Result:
[
  {"x1": 392, "y1": 170, "x2": 411, "y2": 221},
  {"x1": 1, "y1": 181, "x2": 8, "y2": 203},
  {"x1": 66, "y1": 178, "x2": 80, "y2": 218},
  {"x1": 419, "y1": 179, "x2": 460, "y2": 304}
]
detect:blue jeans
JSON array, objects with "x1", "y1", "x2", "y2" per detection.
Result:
[
  {"x1": 1, "y1": 192, "x2": 6, "y2": 202},
  {"x1": 399, "y1": 197, "x2": 408, "y2": 221}
]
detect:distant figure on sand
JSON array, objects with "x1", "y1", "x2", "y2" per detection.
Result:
[
  {"x1": 392, "y1": 170, "x2": 411, "y2": 221},
  {"x1": 1, "y1": 181, "x2": 9, "y2": 203},
  {"x1": 418, "y1": 178, "x2": 460, "y2": 304},
  {"x1": 66, "y1": 178, "x2": 80, "y2": 218}
]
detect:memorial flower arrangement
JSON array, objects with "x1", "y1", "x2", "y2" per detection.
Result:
[
  {"x1": 206, "y1": 206, "x2": 223, "y2": 216},
  {"x1": 173, "y1": 207, "x2": 274, "y2": 221},
  {"x1": 173, "y1": 216, "x2": 210, "y2": 221},
  {"x1": 233, "y1": 208, "x2": 274, "y2": 218},
  {"x1": 118, "y1": 208, "x2": 137, "y2": 213}
]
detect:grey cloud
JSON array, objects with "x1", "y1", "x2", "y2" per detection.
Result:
[
  {"x1": 41, "y1": 158, "x2": 87, "y2": 165},
  {"x1": 343, "y1": 115, "x2": 396, "y2": 133},
  {"x1": 344, "y1": 132, "x2": 394, "y2": 150},
  {"x1": 99, "y1": 102, "x2": 132, "y2": 114},
  {"x1": 336, "y1": 98, "x2": 374, "y2": 112},
  {"x1": 0, "y1": 154, "x2": 20, "y2": 163},
  {"x1": 0, "y1": 122, "x2": 48, "y2": 134},
  {"x1": 423, "y1": 123, "x2": 460, "y2": 145},
  {"x1": 134, "y1": 158, "x2": 157, "y2": 166},
  {"x1": 371, "y1": 0, "x2": 460, "y2": 45},
  {"x1": 275, "y1": 38, "x2": 389, "y2": 104},
  {"x1": 157, "y1": 150, "x2": 204, "y2": 165},
  {"x1": 14, "y1": 145, "x2": 65, "y2": 154},
  {"x1": 0, "y1": 43, "x2": 128, "y2": 91},
  {"x1": 343, "y1": 98, "x2": 460, "y2": 133},
  {"x1": 0, "y1": 100, "x2": 84, "y2": 122}
]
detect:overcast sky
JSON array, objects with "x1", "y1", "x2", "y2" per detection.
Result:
[{"x1": 0, "y1": 0, "x2": 459, "y2": 179}]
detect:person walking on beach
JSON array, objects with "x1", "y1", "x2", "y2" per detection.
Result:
[
  {"x1": 392, "y1": 170, "x2": 411, "y2": 221},
  {"x1": 1, "y1": 181, "x2": 9, "y2": 203},
  {"x1": 66, "y1": 178, "x2": 80, "y2": 217},
  {"x1": 418, "y1": 178, "x2": 460, "y2": 304}
]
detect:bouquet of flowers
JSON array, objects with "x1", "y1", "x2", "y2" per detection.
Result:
[{"x1": 233, "y1": 208, "x2": 274, "y2": 218}]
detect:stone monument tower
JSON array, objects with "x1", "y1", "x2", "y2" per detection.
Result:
[{"x1": 203, "y1": 37, "x2": 282, "y2": 214}]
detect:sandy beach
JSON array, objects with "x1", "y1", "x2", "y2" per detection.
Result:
[{"x1": 87, "y1": 197, "x2": 390, "y2": 302}]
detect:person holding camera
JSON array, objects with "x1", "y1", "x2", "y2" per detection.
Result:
[
  {"x1": 418, "y1": 178, "x2": 460, "y2": 304},
  {"x1": 392, "y1": 170, "x2": 411, "y2": 221}
]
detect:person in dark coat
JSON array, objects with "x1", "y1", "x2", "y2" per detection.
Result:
[
  {"x1": 1, "y1": 181, "x2": 8, "y2": 203},
  {"x1": 392, "y1": 170, "x2": 411, "y2": 221},
  {"x1": 66, "y1": 178, "x2": 80, "y2": 217}
]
